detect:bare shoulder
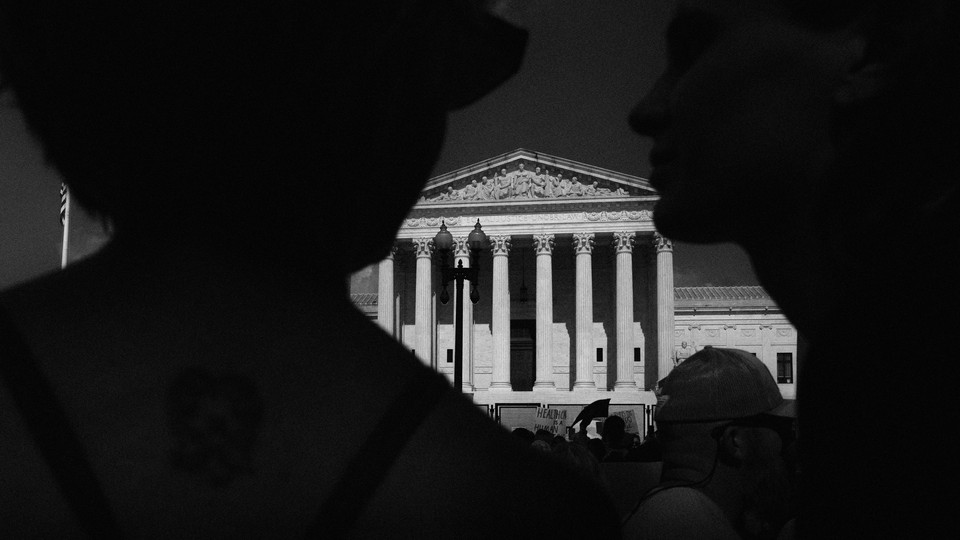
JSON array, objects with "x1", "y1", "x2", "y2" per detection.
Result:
[
  {"x1": 0, "y1": 256, "x2": 440, "y2": 535},
  {"x1": 355, "y1": 391, "x2": 621, "y2": 538}
]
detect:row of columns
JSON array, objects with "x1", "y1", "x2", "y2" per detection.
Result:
[{"x1": 378, "y1": 232, "x2": 676, "y2": 390}]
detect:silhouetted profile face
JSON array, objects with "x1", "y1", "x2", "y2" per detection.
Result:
[{"x1": 630, "y1": 0, "x2": 852, "y2": 244}]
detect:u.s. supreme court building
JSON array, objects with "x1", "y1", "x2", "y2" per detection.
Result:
[{"x1": 350, "y1": 150, "x2": 798, "y2": 432}]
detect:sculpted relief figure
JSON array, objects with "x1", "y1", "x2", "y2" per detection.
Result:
[
  {"x1": 513, "y1": 162, "x2": 531, "y2": 198},
  {"x1": 496, "y1": 168, "x2": 512, "y2": 199},
  {"x1": 556, "y1": 172, "x2": 570, "y2": 196},
  {"x1": 544, "y1": 169, "x2": 558, "y2": 197},
  {"x1": 422, "y1": 165, "x2": 634, "y2": 202},
  {"x1": 480, "y1": 175, "x2": 495, "y2": 200},
  {"x1": 461, "y1": 179, "x2": 480, "y2": 200},
  {"x1": 530, "y1": 166, "x2": 547, "y2": 198},
  {"x1": 568, "y1": 176, "x2": 585, "y2": 196}
]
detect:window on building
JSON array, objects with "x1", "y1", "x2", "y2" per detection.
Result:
[
  {"x1": 634, "y1": 348, "x2": 642, "y2": 363},
  {"x1": 777, "y1": 353, "x2": 794, "y2": 384},
  {"x1": 446, "y1": 349, "x2": 453, "y2": 363},
  {"x1": 596, "y1": 348, "x2": 604, "y2": 363}
]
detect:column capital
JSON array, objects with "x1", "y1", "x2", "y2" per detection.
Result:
[
  {"x1": 453, "y1": 236, "x2": 471, "y2": 257},
  {"x1": 489, "y1": 235, "x2": 512, "y2": 256},
  {"x1": 654, "y1": 232, "x2": 673, "y2": 252},
  {"x1": 613, "y1": 231, "x2": 637, "y2": 253},
  {"x1": 413, "y1": 237, "x2": 434, "y2": 258},
  {"x1": 533, "y1": 233, "x2": 555, "y2": 255},
  {"x1": 384, "y1": 243, "x2": 400, "y2": 260},
  {"x1": 573, "y1": 232, "x2": 595, "y2": 254}
]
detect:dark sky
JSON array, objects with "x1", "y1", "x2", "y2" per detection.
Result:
[{"x1": 0, "y1": 0, "x2": 758, "y2": 290}]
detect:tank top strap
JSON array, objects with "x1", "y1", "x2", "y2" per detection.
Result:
[
  {"x1": 305, "y1": 370, "x2": 450, "y2": 538},
  {"x1": 0, "y1": 306, "x2": 122, "y2": 538}
]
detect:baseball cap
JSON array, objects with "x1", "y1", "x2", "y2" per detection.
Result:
[{"x1": 655, "y1": 347, "x2": 796, "y2": 423}]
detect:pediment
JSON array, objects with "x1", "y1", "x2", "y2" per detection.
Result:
[{"x1": 417, "y1": 149, "x2": 655, "y2": 206}]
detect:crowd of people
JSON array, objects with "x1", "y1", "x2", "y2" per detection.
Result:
[
  {"x1": 509, "y1": 346, "x2": 800, "y2": 540},
  {"x1": 512, "y1": 414, "x2": 661, "y2": 470},
  {"x1": 1, "y1": 0, "x2": 957, "y2": 537}
]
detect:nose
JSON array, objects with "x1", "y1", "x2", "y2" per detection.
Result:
[{"x1": 629, "y1": 74, "x2": 671, "y2": 137}]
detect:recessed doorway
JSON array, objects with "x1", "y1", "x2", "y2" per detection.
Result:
[{"x1": 510, "y1": 319, "x2": 536, "y2": 391}]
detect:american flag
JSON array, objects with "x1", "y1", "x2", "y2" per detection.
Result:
[{"x1": 59, "y1": 183, "x2": 68, "y2": 225}]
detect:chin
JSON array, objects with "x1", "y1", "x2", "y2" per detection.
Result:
[{"x1": 653, "y1": 199, "x2": 732, "y2": 244}]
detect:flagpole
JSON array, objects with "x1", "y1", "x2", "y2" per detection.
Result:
[{"x1": 60, "y1": 184, "x2": 70, "y2": 269}]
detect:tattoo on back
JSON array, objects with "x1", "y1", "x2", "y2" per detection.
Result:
[{"x1": 166, "y1": 367, "x2": 264, "y2": 487}]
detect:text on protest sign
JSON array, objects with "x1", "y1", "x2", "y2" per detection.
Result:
[{"x1": 533, "y1": 407, "x2": 568, "y2": 436}]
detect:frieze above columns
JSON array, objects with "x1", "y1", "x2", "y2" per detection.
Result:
[
  {"x1": 654, "y1": 232, "x2": 673, "y2": 252},
  {"x1": 402, "y1": 210, "x2": 653, "y2": 230},
  {"x1": 573, "y1": 233, "x2": 596, "y2": 254},
  {"x1": 533, "y1": 234, "x2": 555, "y2": 255},
  {"x1": 613, "y1": 231, "x2": 637, "y2": 253},
  {"x1": 489, "y1": 235, "x2": 512, "y2": 256}
]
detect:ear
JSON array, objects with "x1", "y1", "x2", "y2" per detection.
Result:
[
  {"x1": 717, "y1": 425, "x2": 750, "y2": 464},
  {"x1": 833, "y1": 18, "x2": 908, "y2": 105}
]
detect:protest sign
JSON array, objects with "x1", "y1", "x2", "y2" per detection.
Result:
[
  {"x1": 533, "y1": 407, "x2": 568, "y2": 436},
  {"x1": 610, "y1": 409, "x2": 640, "y2": 434}
]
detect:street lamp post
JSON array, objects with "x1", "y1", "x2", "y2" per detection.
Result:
[{"x1": 433, "y1": 219, "x2": 488, "y2": 392}]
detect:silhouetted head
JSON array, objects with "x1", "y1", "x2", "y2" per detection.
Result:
[
  {"x1": 656, "y1": 347, "x2": 798, "y2": 538},
  {"x1": 534, "y1": 429, "x2": 553, "y2": 444},
  {"x1": 630, "y1": 0, "x2": 959, "y2": 255},
  {"x1": 586, "y1": 438, "x2": 606, "y2": 462},
  {"x1": 601, "y1": 415, "x2": 626, "y2": 447},
  {"x1": 511, "y1": 427, "x2": 535, "y2": 445},
  {"x1": 0, "y1": 1, "x2": 526, "y2": 274}
]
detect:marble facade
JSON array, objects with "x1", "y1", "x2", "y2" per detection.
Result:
[{"x1": 352, "y1": 150, "x2": 797, "y2": 408}]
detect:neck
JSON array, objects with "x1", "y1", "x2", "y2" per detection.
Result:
[
  {"x1": 740, "y1": 213, "x2": 834, "y2": 343},
  {"x1": 660, "y1": 459, "x2": 745, "y2": 531}
]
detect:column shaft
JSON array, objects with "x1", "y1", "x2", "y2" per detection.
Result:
[
  {"x1": 655, "y1": 233, "x2": 675, "y2": 384},
  {"x1": 376, "y1": 245, "x2": 398, "y2": 336},
  {"x1": 573, "y1": 233, "x2": 596, "y2": 390},
  {"x1": 614, "y1": 232, "x2": 637, "y2": 390},
  {"x1": 414, "y1": 238, "x2": 434, "y2": 367},
  {"x1": 489, "y1": 235, "x2": 512, "y2": 390},
  {"x1": 455, "y1": 238, "x2": 474, "y2": 392},
  {"x1": 533, "y1": 234, "x2": 555, "y2": 390}
]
